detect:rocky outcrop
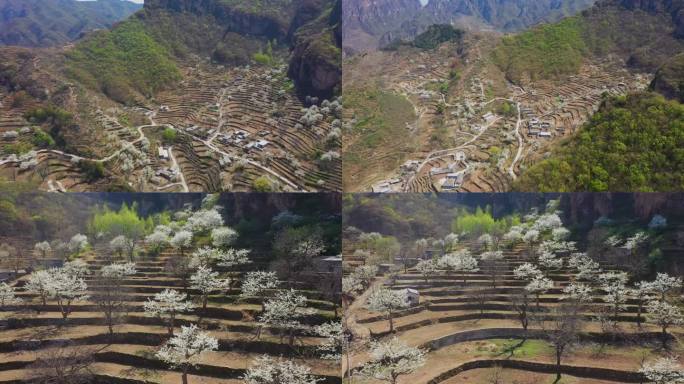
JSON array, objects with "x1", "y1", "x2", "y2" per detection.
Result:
[
  {"x1": 651, "y1": 53, "x2": 684, "y2": 100},
  {"x1": 143, "y1": 0, "x2": 290, "y2": 40},
  {"x1": 288, "y1": 0, "x2": 341, "y2": 99}
]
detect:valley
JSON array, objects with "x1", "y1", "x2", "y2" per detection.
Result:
[
  {"x1": 343, "y1": 0, "x2": 684, "y2": 192},
  {"x1": 0, "y1": 0, "x2": 342, "y2": 192}
]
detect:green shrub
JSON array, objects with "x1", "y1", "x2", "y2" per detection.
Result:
[
  {"x1": 31, "y1": 129, "x2": 55, "y2": 148},
  {"x1": 252, "y1": 176, "x2": 274, "y2": 192},
  {"x1": 78, "y1": 160, "x2": 105, "y2": 182},
  {"x1": 162, "y1": 127, "x2": 177, "y2": 144}
]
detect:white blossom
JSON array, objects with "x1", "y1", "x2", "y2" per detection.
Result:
[
  {"x1": 67, "y1": 234, "x2": 88, "y2": 253},
  {"x1": 100, "y1": 262, "x2": 136, "y2": 278},
  {"x1": 313, "y1": 321, "x2": 343, "y2": 360},
  {"x1": 561, "y1": 282, "x2": 593, "y2": 304},
  {"x1": 0, "y1": 283, "x2": 22, "y2": 307},
  {"x1": 360, "y1": 337, "x2": 426, "y2": 383},
  {"x1": 34, "y1": 241, "x2": 51, "y2": 256},
  {"x1": 243, "y1": 356, "x2": 321, "y2": 384},
  {"x1": 211, "y1": 226, "x2": 238, "y2": 247},
  {"x1": 240, "y1": 271, "x2": 279, "y2": 298},
  {"x1": 513, "y1": 263, "x2": 543, "y2": 281},
  {"x1": 186, "y1": 209, "x2": 224, "y2": 232},
  {"x1": 144, "y1": 289, "x2": 194, "y2": 335},
  {"x1": 156, "y1": 324, "x2": 218, "y2": 369},
  {"x1": 639, "y1": 357, "x2": 684, "y2": 384}
]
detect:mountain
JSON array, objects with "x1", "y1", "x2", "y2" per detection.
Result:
[
  {"x1": 65, "y1": 0, "x2": 341, "y2": 101},
  {"x1": 342, "y1": 0, "x2": 597, "y2": 53},
  {"x1": 0, "y1": 0, "x2": 142, "y2": 47},
  {"x1": 508, "y1": 0, "x2": 684, "y2": 192}
]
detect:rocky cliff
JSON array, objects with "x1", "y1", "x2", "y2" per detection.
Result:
[
  {"x1": 141, "y1": 0, "x2": 341, "y2": 99},
  {"x1": 288, "y1": 0, "x2": 342, "y2": 99}
]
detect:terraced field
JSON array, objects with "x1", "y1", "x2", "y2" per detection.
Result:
[
  {"x1": 344, "y1": 239, "x2": 684, "y2": 384},
  {"x1": 0, "y1": 244, "x2": 341, "y2": 383},
  {"x1": 343, "y1": 36, "x2": 650, "y2": 193},
  {"x1": 0, "y1": 56, "x2": 341, "y2": 192}
]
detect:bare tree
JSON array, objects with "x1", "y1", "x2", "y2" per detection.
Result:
[
  {"x1": 541, "y1": 301, "x2": 582, "y2": 383},
  {"x1": 27, "y1": 342, "x2": 97, "y2": 384}
]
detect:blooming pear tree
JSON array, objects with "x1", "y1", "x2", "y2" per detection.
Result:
[
  {"x1": 48, "y1": 268, "x2": 89, "y2": 320},
  {"x1": 145, "y1": 229, "x2": 169, "y2": 254},
  {"x1": 34, "y1": 241, "x2": 51, "y2": 259},
  {"x1": 67, "y1": 234, "x2": 88, "y2": 255},
  {"x1": 354, "y1": 265, "x2": 378, "y2": 288},
  {"x1": 186, "y1": 209, "x2": 224, "y2": 233},
  {"x1": 240, "y1": 271, "x2": 280, "y2": 310},
  {"x1": 171, "y1": 230, "x2": 193, "y2": 257},
  {"x1": 639, "y1": 356, "x2": 684, "y2": 384},
  {"x1": 480, "y1": 250, "x2": 504, "y2": 288},
  {"x1": 25, "y1": 270, "x2": 52, "y2": 308},
  {"x1": 538, "y1": 251, "x2": 563, "y2": 275},
  {"x1": 342, "y1": 275, "x2": 362, "y2": 308},
  {"x1": 144, "y1": 288, "x2": 194, "y2": 336},
  {"x1": 63, "y1": 259, "x2": 90, "y2": 279},
  {"x1": 415, "y1": 259, "x2": 438, "y2": 284},
  {"x1": 94, "y1": 262, "x2": 137, "y2": 334},
  {"x1": 313, "y1": 321, "x2": 343, "y2": 360},
  {"x1": 109, "y1": 235, "x2": 127, "y2": 259},
  {"x1": 243, "y1": 356, "x2": 321, "y2": 384},
  {"x1": 0, "y1": 283, "x2": 21, "y2": 307},
  {"x1": 189, "y1": 265, "x2": 230, "y2": 312},
  {"x1": 477, "y1": 233, "x2": 494, "y2": 251},
  {"x1": 514, "y1": 263, "x2": 543, "y2": 281},
  {"x1": 646, "y1": 300, "x2": 684, "y2": 349},
  {"x1": 648, "y1": 273, "x2": 683, "y2": 303},
  {"x1": 109, "y1": 235, "x2": 136, "y2": 261},
  {"x1": 156, "y1": 324, "x2": 219, "y2": 384},
  {"x1": 259, "y1": 289, "x2": 316, "y2": 346},
  {"x1": 526, "y1": 276, "x2": 553, "y2": 311},
  {"x1": 599, "y1": 271, "x2": 629, "y2": 322},
  {"x1": 367, "y1": 288, "x2": 410, "y2": 333},
  {"x1": 210, "y1": 226, "x2": 238, "y2": 248},
  {"x1": 632, "y1": 281, "x2": 656, "y2": 328},
  {"x1": 359, "y1": 337, "x2": 426, "y2": 384}
]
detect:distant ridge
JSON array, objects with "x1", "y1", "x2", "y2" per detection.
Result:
[{"x1": 0, "y1": 0, "x2": 143, "y2": 47}]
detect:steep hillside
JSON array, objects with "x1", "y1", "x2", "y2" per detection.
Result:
[
  {"x1": 514, "y1": 93, "x2": 684, "y2": 192},
  {"x1": 492, "y1": 0, "x2": 684, "y2": 84},
  {"x1": 342, "y1": 0, "x2": 596, "y2": 53},
  {"x1": 0, "y1": 0, "x2": 142, "y2": 47},
  {"x1": 0, "y1": 0, "x2": 342, "y2": 192}
]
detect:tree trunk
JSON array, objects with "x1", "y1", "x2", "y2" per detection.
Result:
[
  {"x1": 389, "y1": 312, "x2": 394, "y2": 333},
  {"x1": 636, "y1": 303, "x2": 642, "y2": 328},
  {"x1": 662, "y1": 326, "x2": 669, "y2": 349},
  {"x1": 181, "y1": 366, "x2": 188, "y2": 384}
]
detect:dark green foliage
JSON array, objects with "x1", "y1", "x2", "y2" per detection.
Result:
[
  {"x1": 78, "y1": 160, "x2": 105, "y2": 183},
  {"x1": 66, "y1": 19, "x2": 181, "y2": 104},
  {"x1": 31, "y1": 129, "x2": 55, "y2": 149},
  {"x1": 413, "y1": 24, "x2": 464, "y2": 50},
  {"x1": 515, "y1": 93, "x2": 684, "y2": 192},
  {"x1": 492, "y1": 17, "x2": 587, "y2": 83},
  {"x1": 24, "y1": 106, "x2": 73, "y2": 149}
]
